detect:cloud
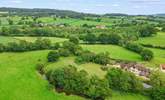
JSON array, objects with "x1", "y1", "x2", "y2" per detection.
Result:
[
  {"x1": 112, "y1": 4, "x2": 120, "y2": 7},
  {"x1": 130, "y1": 0, "x2": 161, "y2": 3},
  {"x1": 10, "y1": 0, "x2": 23, "y2": 4},
  {"x1": 95, "y1": 4, "x2": 105, "y2": 7}
]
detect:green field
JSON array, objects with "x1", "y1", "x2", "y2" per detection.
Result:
[
  {"x1": 137, "y1": 32, "x2": 165, "y2": 47},
  {"x1": 0, "y1": 51, "x2": 149, "y2": 100},
  {"x1": 82, "y1": 44, "x2": 141, "y2": 61},
  {"x1": 0, "y1": 36, "x2": 67, "y2": 44},
  {"x1": 14, "y1": 37, "x2": 68, "y2": 43},
  {"x1": 0, "y1": 51, "x2": 84, "y2": 100},
  {"x1": 0, "y1": 36, "x2": 19, "y2": 44}
]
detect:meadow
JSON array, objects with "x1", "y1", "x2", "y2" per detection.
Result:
[
  {"x1": 0, "y1": 51, "x2": 150, "y2": 100},
  {"x1": 137, "y1": 32, "x2": 165, "y2": 47}
]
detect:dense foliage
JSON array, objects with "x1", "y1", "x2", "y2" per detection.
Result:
[
  {"x1": 46, "y1": 66, "x2": 111, "y2": 100},
  {"x1": 106, "y1": 68, "x2": 143, "y2": 93}
]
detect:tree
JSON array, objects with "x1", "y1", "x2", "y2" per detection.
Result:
[
  {"x1": 106, "y1": 68, "x2": 143, "y2": 92},
  {"x1": 34, "y1": 38, "x2": 51, "y2": 49},
  {"x1": 98, "y1": 33, "x2": 110, "y2": 44},
  {"x1": 94, "y1": 52, "x2": 110, "y2": 65},
  {"x1": 69, "y1": 36, "x2": 79, "y2": 44},
  {"x1": 108, "y1": 34, "x2": 121, "y2": 44},
  {"x1": 8, "y1": 19, "x2": 14, "y2": 25},
  {"x1": 138, "y1": 25, "x2": 157, "y2": 37},
  {"x1": 149, "y1": 87, "x2": 165, "y2": 100},
  {"x1": 0, "y1": 43, "x2": 5, "y2": 52},
  {"x1": 87, "y1": 76, "x2": 111, "y2": 100},
  {"x1": 141, "y1": 49, "x2": 154, "y2": 61},
  {"x1": 58, "y1": 48, "x2": 71, "y2": 57},
  {"x1": 149, "y1": 70, "x2": 165, "y2": 88},
  {"x1": 83, "y1": 33, "x2": 97, "y2": 44},
  {"x1": 47, "y1": 51, "x2": 60, "y2": 62}
]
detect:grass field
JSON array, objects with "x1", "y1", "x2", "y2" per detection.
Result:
[
  {"x1": 82, "y1": 44, "x2": 141, "y2": 61},
  {"x1": 137, "y1": 32, "x2": 165, "y2": 47},
  {"x1": 0, "y1": 36, "x2": 19, "y2": 44},
  {"x1": 0, "y1": 51, "x2": 85, "y2": 100},
  {"x1": 143, "y1": 47, "x2": 165, "y2": 68},
  {"x1": 45, "y1": 57, "x2": 106, "y2": 78},
  {"x1": 0, "y1": 51, "x2": 149, "y2": 100},
  {"x1": 0, "y1": 36, "x2": 67, "y2": 44},
  {"x1": 14, "y1": 37, "x2": 68, "y2": 43}
]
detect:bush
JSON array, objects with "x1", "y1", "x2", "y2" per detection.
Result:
[
  {"x1": 125, "y1": 42, "x2": 143, "y2": 53},
  {"x1": 69, "y1": 36, "x2": 79, "y2": 44},
  {"x1": 58, "y1": 48, "x2": 71, "y2": 57},
  {"x1": 0, "y1": 43, "x2": 5, "y2": 52},
  {"x1": 36, "y1": 63, "x2": 45, "y2": 75},
  {"x1": 141, "y1": 49, "x2": 154, "y2": 61},
  {"x1": 87, "y1": 76, "x2": 111, "y2": 100},
  {"x1": 47, "y1": 51, "x2": 60, "y2": 62},
  {"x1": 76, "y1": 51, "x2": 110, "y2": 65},
  {"x1": 149, "y1": 87, "x2": 165, "y2": 100}
]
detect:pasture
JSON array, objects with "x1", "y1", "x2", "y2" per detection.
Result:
[
  {"x1": 137, "y1": 32, "x2": 165, "y2": 47},
  {"x1": 0, "y1": 51, "x2": 149, "y2": 100}
]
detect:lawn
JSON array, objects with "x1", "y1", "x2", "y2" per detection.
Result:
[
  {"x1": 82, "y1": 44, "x2": 141, "y2": 61},
  {"x1": 137, "y1": 32, "x2": 165, "y2": 47}
]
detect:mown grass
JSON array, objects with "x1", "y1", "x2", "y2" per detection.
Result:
[{"x1": 137, "y1": 32, "x2": 165, "y2": 47}]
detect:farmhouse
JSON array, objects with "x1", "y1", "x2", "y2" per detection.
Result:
[
  {"x1": 160, "y1": 64, "x2": 165, "y2": 72},
  {"x1": 120, "y1": 63, "x2": 150, "y2": 77},
  {"x1": 96, "y1": 25, "x2": 106, "y2": 29}
]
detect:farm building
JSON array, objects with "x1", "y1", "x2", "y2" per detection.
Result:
[{"x1": 160, "y1": 64, "x2": 165, "y2": 72}]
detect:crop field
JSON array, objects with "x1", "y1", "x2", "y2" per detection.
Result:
[{"x1": 137, "y1": 32, "x2": 165, "y2": 47}]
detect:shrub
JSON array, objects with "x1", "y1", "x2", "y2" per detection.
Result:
[
  {"x1": 58, "y1": 48, "x2": 71, "y2": 57},
  {"x1": 141, "y1": 49, "x2": 154, "y2": 61},
  {"x1": 69, "y1": 36, "x2": 79, "y2": 44},
  {"x1": 47, "y1": 51, "x2": 60, "y2": 62}
]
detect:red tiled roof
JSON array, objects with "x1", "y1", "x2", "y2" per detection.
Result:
[{"x1": 161, "y1": 64, "x2": 165, "y2": 69}]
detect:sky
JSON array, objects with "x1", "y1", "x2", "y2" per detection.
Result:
[{"x1": 0, "y1": 0, "x2": 165, "y2": 15}]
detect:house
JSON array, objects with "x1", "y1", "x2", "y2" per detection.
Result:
[
  {"x1": 160, "y1": 64, "x2": 165, "y2": 72},
  {"x1": 120, "y1": 63, "x2": 150, "y2": 77},
  {"x1": 96, "y1": 25, "x2": 106, "y2": 29}
]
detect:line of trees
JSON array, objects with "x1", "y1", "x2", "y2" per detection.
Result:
[
  {"x1": 46, "y1": 66, "x2": 111, "y2": 100},
  {"x1": 0, "y1": 38, "x2": 59, "y2": 52},
  {"x1": 124, "y1": 42, "x2": 154, "y2": 61}
]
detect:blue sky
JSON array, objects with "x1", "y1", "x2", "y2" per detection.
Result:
[{"x1": 0, "y1": 0, "x2": 165, "y2": 15}]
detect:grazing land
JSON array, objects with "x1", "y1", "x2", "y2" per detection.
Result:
[{"x1": 0, "y1": 7, "x2": 165, "y2": 100}]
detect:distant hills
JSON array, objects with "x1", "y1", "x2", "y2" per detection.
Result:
[{"x1": 0, "y1": 7, "x2": 165, "y2": 18}]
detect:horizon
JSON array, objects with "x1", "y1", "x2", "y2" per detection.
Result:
[{"x1": 0, "y1": 0, "x2": 165, "y2": 15}]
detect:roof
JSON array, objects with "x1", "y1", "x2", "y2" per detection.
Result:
[{"x1": 160, "y1": 64, "x2": 165, "y2": 69}]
